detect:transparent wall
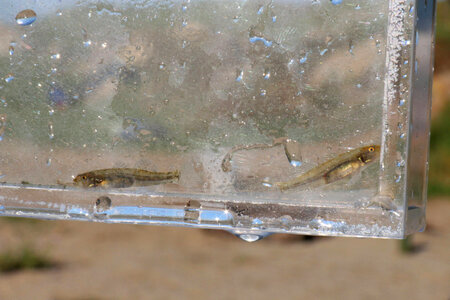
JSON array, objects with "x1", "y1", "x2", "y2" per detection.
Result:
[{"x1": 0, "y1": 0, "x2": 434, "y2": 239}]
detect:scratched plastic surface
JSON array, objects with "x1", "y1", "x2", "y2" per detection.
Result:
[{"x1": 0, "y1": 0, "x2": 434, "y2": 239}]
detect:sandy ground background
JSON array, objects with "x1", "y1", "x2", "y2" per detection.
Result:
[{"x1": 0, "y1": 198, "x2": 448, "y2": 300}]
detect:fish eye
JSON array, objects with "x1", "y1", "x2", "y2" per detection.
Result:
[
  {"x1": 82, "y1": 175, "x2": 87, "y2": 180},
  {"x1": 368, "y1": 147, "x2": 374, "y2": 152}
]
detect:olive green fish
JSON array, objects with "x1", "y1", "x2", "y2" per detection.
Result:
[
  {"x1": 73, "y1": 168, "x2": 180, "y2": 188},
  {"x1": 274, "y1": 145, "x2": 380, "y2": 191}
]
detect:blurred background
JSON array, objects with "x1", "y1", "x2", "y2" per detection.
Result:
[{"x1": 0, "y1": 1, "x2": 449, "y2": 299}]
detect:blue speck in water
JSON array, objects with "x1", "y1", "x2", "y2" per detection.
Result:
[
  {"x1": 249, "y1": 37, "x2": 273, "y2": 47},
  {"x1": 49, "y1": 86, "x2": 70, "y2": 107},
  {"x1": 331, "y1": 0, "x2": 342, "y2": 4}
]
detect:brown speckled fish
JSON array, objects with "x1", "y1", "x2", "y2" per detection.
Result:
[
  {"x1": 73, "y1": 168, "x2": 180, "y2": 188},
  {"x1": 274, "y1": 145, "x2": 380, "y2": 191}
]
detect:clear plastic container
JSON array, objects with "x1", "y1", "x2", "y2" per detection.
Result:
[{"x1": 0, "y1": 0, "x2": 435, "y2": 240}]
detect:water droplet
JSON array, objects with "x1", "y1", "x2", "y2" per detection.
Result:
[
  {"x1": 395, "y1": 175, "x2": 402, "y2": 183},
  {"x1": 284, "y1": 139, "x2": 303, "y2": 167},
  {"x1": 257, "y1": 6, "x2": 264, "y2": 15},
  {"x1": 8, "y1": 46, "x2": 14, "y2": 56},
  {"x1": 320, "y1": 48, "x2": 328, "y2": 56},
  {"x1": 83, "y1": 40, "x2": 92, "y2": 47},
  {"x1": 330, "y1": 0, "x2": 342, "y2": 5},
  {"x1": 355, "y1": 4, "x2": 361, "y2": 9},
  {"x1": 181, "y1": 4, "x2": 187, "y2": 12},
  {"x1": 46, "y1": 158, "x2": 52, "y2": 166},
  {"x1": 95, "y1": 196, "x2": 112, "y2": 213},
  {"x1": 399, "y1": 99, "x2": 406, "y2": 106},
  {"x1": 262, "y1": 178, "x2": 272, "y2": 187},
  {"x1": 299, "y1": 53, "x2": 308, "y2": 64},
  {"x1": 396, "y1": 160, "x2": 405, "y2": 167},
  {"x1": 249, "y1": 36, "x2": 273, "y2": 47},
  {"x1": 260, "y1": 89, "x2": 267, "y2": 96},
  {"x1": 252, "y1": 218, "x2": 263, "y2": 225},
  {"x1": 356, "y1": 83, "x2": 362, "y2": 88},
  {"x1": 237, "y1": 234, "x2": 263, "y2": 242},
  {"x1": 48, "y1": 123, "x2": 54, "y2": 139},
  {"x1": 159, "y1": 63, "x2": 165, "y2": 70},
  {"x1": 5, "y1": 74, "x2": 14, "y2": 83},
  {"x1": 399, "y1": 133, "x2": 406, "y2": 139},
  {"x1": 50, "y1": 53, "x2": 61, "y2": 60},
  {"x1": 101, "y1": 42, "x2": 108, "y2": 49},
  {"x1": 232, "y1": 16, "x2": 240, "y2": 23},
  {"x1": 16, "y1": 9, "x2": 37, "y2": 26},
  {"x1": 402, "y1": 40, "x2": 411, "y2": 46},
  {"x1": 182, "y1": 19, "x2": 188, "y2": 27},
  {"x1": 272, "y1": 16, "x2": 277, "y2": 22},
  {"x1": 263, "y1": 69, "x2": 270, "y2": 80},
  {"x1": 236, "y1": 70, "x2": 243, "y2": 82},
  {"x1": 56, "y1": 10, "x2": 63, "y2": 16},
  {"x1": 404, "y1": 60, "x2": 409, "y2": 65}
]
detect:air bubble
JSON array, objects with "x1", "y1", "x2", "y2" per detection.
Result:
[
  {"x1": 50, "y1": 53, "x2": 61, "y2": 60},
  {"x1": 399, "y1": 99, "x2": 406, "y2": 106},
  {"x1": 16, "y1": 9, "x2": 37, "y2": 26},
  {"x1": 260, "y1": 89, "x2": 267, "y2": 96},
  {"x1": 83, "y1": 40, "x2": 92, "y2": 47},
  {"x1": 272, "y1": 16, "x2": 277, "y2": 22},
  {"x1": 263, "y1": 69, "x2": 270, "y2": 80},
  {"x1": 9, "y1": 46, "x2": 14, "y2": 56}
]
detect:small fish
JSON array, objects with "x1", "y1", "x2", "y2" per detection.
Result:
[
  {"x1": 274, "y1": 145, "x2": 380, "y2": 191},
  {"x1": 73, "y1": 168, "x2": 180, "y2": 188}
]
